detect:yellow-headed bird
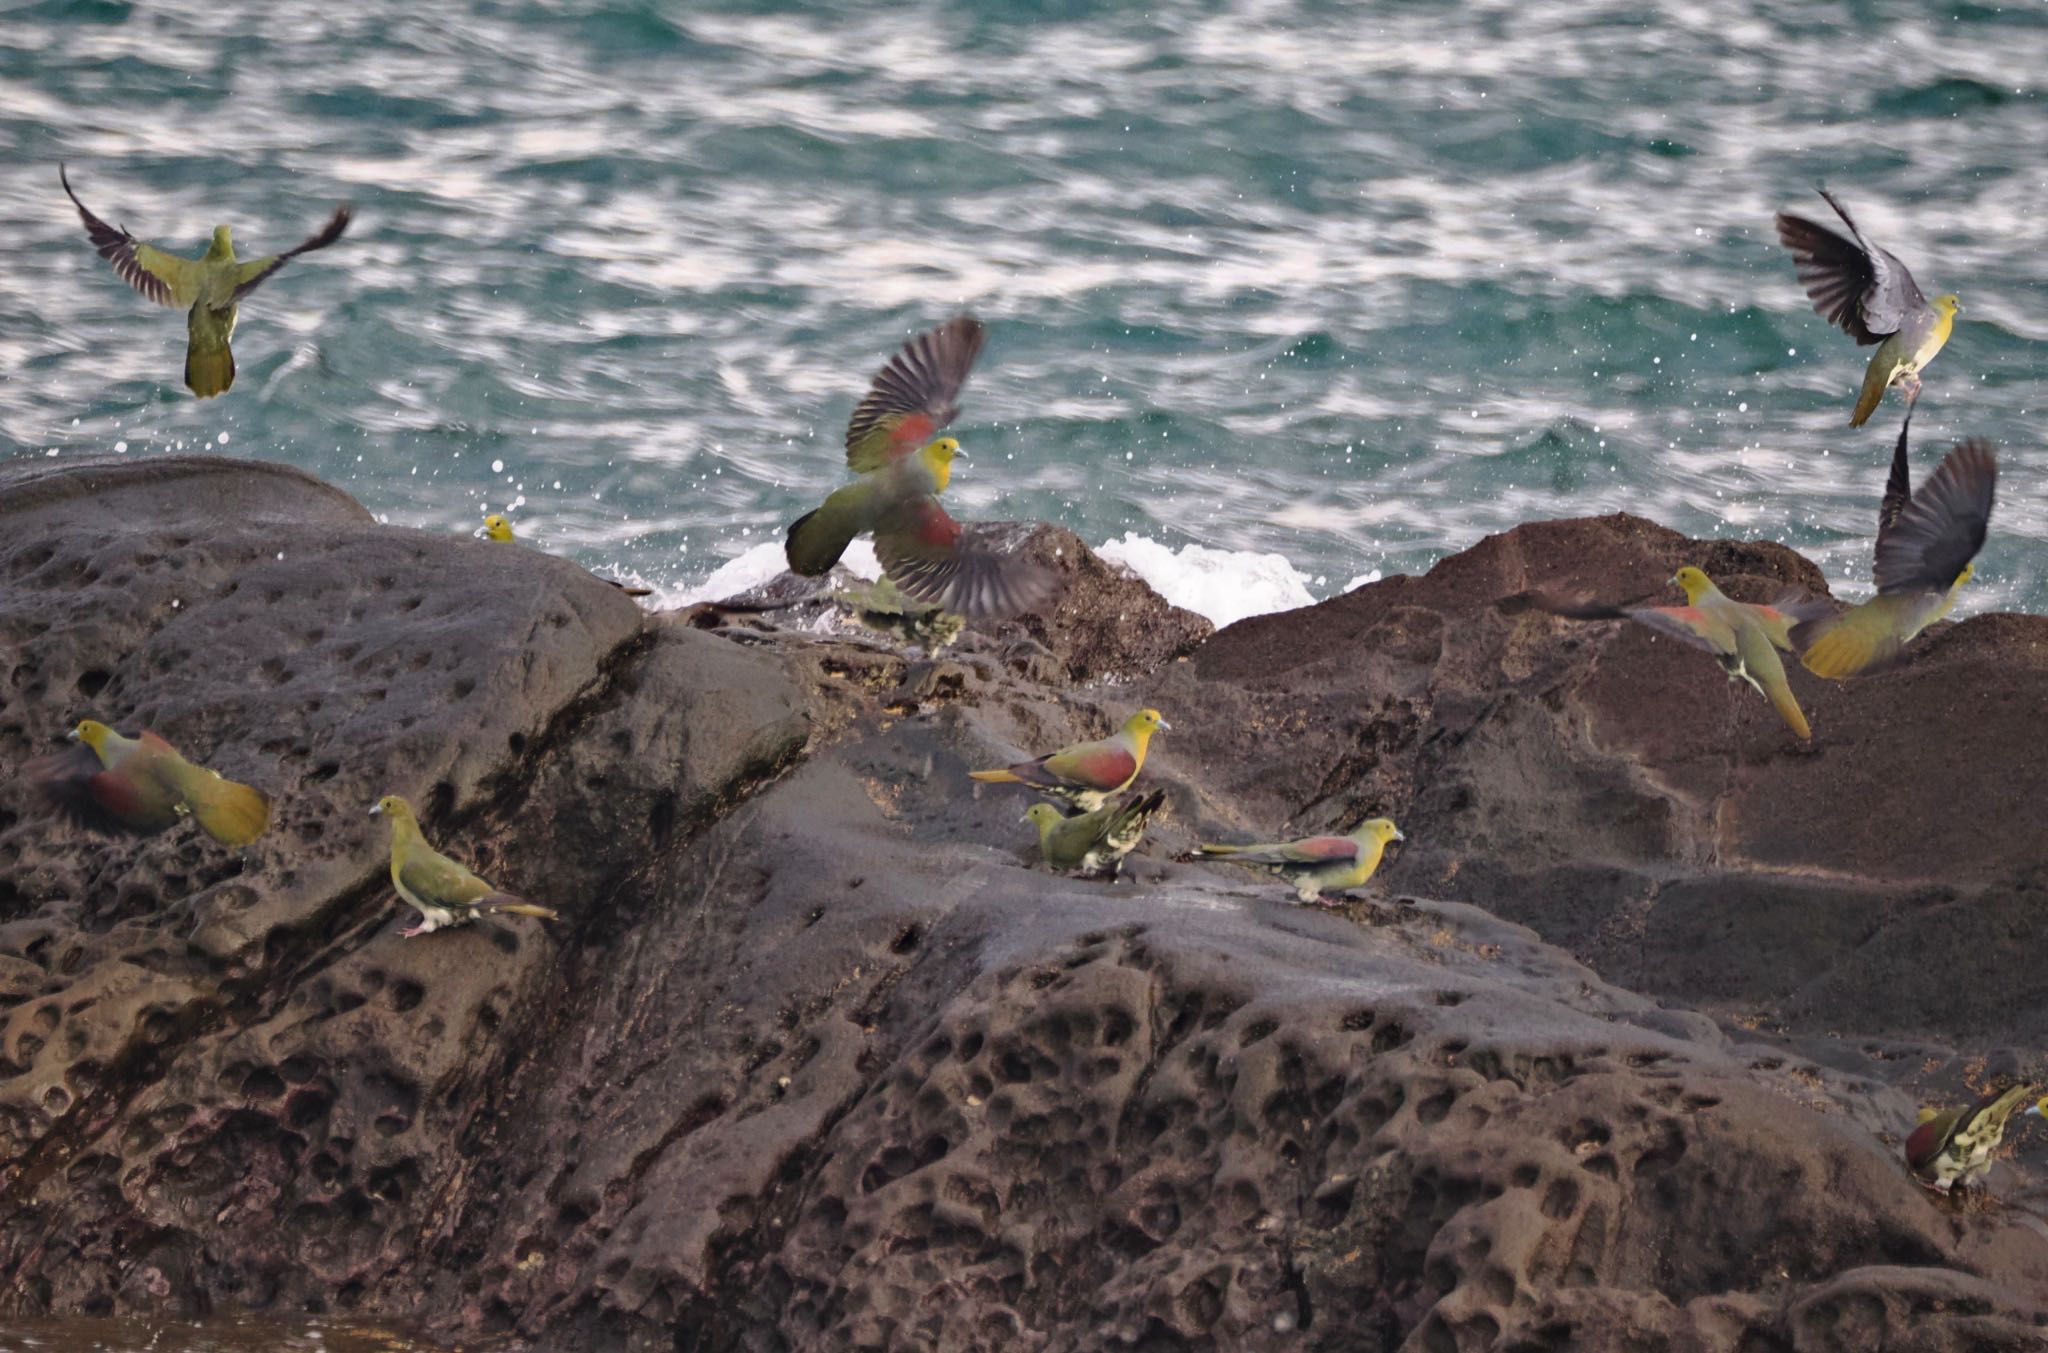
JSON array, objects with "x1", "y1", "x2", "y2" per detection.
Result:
[
  {"x1": 784, "y1": 317, "x2": 1057, "y2": 618},
  {"x1": 369, "y1": 795, "x2": 558, "y2": 938},
  {"x1": 25, "y1": 719, "x2": 269, "y2": 846},
  {"x1": 1199, "y1": 818, "x2": 1404, "y2": 905},
  {"x1": 60, "y1": 165, "x2": 350, "y2": 398},
  {"x1": 476, "y1": 513, "x2": 652, "y2": 596},
  {"x1": 970, "y1": 709, "x2": 1169, "y2": 813},
  {"x1": 1024, "y1": 789, "x2": 1165, "y2": 879},
  {"x1": 1905, "y1": 1083, "x2": 2037, "y2": 1202},
  {"x1": 1533, "y1": 568, "x2": 1828, "y2": 740},
  {"x1": 1776, "y1": 188, "x2": 1957, "y2": 427},
  {"x1": 1795, "y1": 415, "x2": 1995, "y2": 679}
]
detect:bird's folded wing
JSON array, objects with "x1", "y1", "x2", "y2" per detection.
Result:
[
  {"x1": 1208, "y1": 835, "x2": 1357, "y2": 867},
  {"x1": 1043, "y1": 741, "x2": 1139, "y2": 791},
  {"x1": 398, "y1": 850, "x2": 493, "y2": 910},
  {"x1": 60, "y1": 165, "x2": 201, "y2": 308},
  {"x1": 845, "y1": 316, "x2": 985, "y2": 472},
  {"x1": 872, "y1": 496, "x2": 1059, "y2": 619},
  {"x1": 1874, "y1": 440, "x2": 1995, "y2": 594},
  {"x1": 232, "y1": 203, "x2": 353, "y2": 300}
]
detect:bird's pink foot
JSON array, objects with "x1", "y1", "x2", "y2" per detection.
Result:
[{"x1": 398, "y1": 920, "x2": 428, "y2": 938}]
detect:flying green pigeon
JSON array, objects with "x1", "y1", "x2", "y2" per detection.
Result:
[
  {"x1": 1198, "y1": 818, "x2": 1405, "y2": 905},
  {"x1": 1795, "y1": 416, "x2": 1995, "y2": 679},
  {"x1": 784, "y1": 317, "x2": 1058, "y2": 618},
  {"x1": 1776, "y1": 188, "x2": 1958, "y2": 427},
  {"x1": 369, "y1": 795, "x2": 558, "y2": 938},
  {"x1": 476, "y1": 513, "x2": 653, "y2": 597},
  {"x1": 969, "y1": 709, "x2": 1170, "y2": 813},
  {"x1": 60, "y1": 164, "x2": 351, "y2": 398},
  {"x1": 1531, "y1": 567, "x2": 1829, "y2": 741},
  {"x1": 25, "y1": 719, "x2": 270, "y2": 846},
  {"x1": 1906, "y1": 1082, "x2": 2038, "y2": 1201},
  {"x1": 1024, "y1": 789, "x2": 1165, "y2": 879}
]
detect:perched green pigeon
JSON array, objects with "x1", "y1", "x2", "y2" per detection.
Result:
[
  {"x1": 1906, "y1": 1083, "x2": 2038, "y2": 1201},
  {"x1": 60, "y1": 164, "x2": 350, "y2": 398},
  {"x1": 1533, "y1": 566, "x2": 1828, "y2": 741},
  {"x1": 1796, "y1": 421, "x2": 1994, "y2": 679},
  {"x1": 1198, "y1": 818, "x2": 1405, "y2": 905},
  {"x1": 369, "y1": 794, "x2": 558, "y2": 938},
  {"x1": 1776, "y1": 188, "x2": 1958, "y2": 427},
  {"x1": 970, "y1": 709, "x2": 1170, "y2": 812},
  {"x1": 784, "y1": 317, "x2": 1057, "y2": 618},
  {"x1": 26, "y1": 719, "x2": 270, "y2": 846},
  {"x1": 476, "y1": 513, "x2": 652, "y2": 596},
  {"x1": 838, "y1": 577, "x2": 965, "y2": 654},
  {"x1": 1024, "y1": 789, "x2": 1165, "y2": 879}
]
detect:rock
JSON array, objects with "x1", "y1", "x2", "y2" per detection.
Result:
[{"x1": 1, "y1": 468, "x2": 2044, "y2": 1352}]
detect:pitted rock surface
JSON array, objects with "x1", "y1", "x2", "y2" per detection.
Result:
[{"x1": 0, "y1": 462, "x2": 2043, "y2": 1351}]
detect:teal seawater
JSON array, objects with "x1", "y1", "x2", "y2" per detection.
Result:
[{"x1": 1, "y1": 0, "x2": 2045, "y2": 610}]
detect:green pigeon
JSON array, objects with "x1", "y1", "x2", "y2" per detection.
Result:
[
  {"x1": 969, "y1": 709, "x2": 1170, "y2": 813},
  {"x1": 1532, "y1": 566, "x2": 1829, "y2": 741},
  {"x1": 1795, "y1": 416, "x2": 1995, "y2": 679},
  {"x1": 476, "y1": 513, "x2": 653, "y2": 597},
  {"x1": 61, "y1": 164, "x2": 351, "y2": 398},
  {"x1": 1905, "y1": 1083, "x2": 2037, "y2": 1201},
  {"x1": 784, "y1": 317, "x2": 1058, "y2": 618},
  {"x1": 369, "y1": 794, "x2": 558, "y2": 937},
  {"x1": 1024, "y1": 789, "x2": 1166, "y2": 879},
  {"x1": 1776, "y1": 188, "x2": 1958, "y2": 427},
  {"x1": 26, "y1": 719, "x2": 270, "y2": 846},
  {"x1": 838, "y1": 576, "x2": 965, "y2": 654},
  {"x1": 1198, "y1": 817, "x2": 1405, "y2": 905}
]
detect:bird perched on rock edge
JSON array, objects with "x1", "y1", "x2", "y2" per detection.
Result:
[
  {"x1": 25, "y1": 719, "x2": 270, "y2": 846},
  {"x1": 970, "y1": 709, "x2": 1170, "y2": 813},
  {"x1": 1198, "y1": 818, "x2": 1405, "y2": 905},
  {"x1": 1775, "y1": 187, "x2": 1958, "y2": 428},
  {"x1": 369, "y1": 794, "x2": 559, "y2": 938},
  {"x1": 477, "y1": 513, "x2": 653, "y2": 596},
  {"x1": 60, "y1": 164, "x2": 350, "y2": 398},
  {"x1": 1905, "y1": 1082, "x2": 2038, "y2": 1201},
  {"x1": 784, "y1": 317, "x2": 1057, "y2": 618},
  {"x1": 1795, "y1": 417, "x2": 1995, "y2": 679},
  {"x1": 1024, "y1": 789, "x2": 1166, "y2": 879},
  {"x1": 1528, "y1": 567, "x2": 1828, "y2": 741}
]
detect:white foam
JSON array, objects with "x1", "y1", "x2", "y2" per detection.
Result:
[
  {"x1": 658, "y1": 539, "x2": 879, "y2": 608},
  {"x1": 1095, "y1": 533, "x2": 1316, "y2": 628}
]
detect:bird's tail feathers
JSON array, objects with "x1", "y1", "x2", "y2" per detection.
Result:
[
  {"x1": 180, "y1": 770, "x2": 271, "y2": 846},
  {"x1": 1763, "y1": 675, "x2": 1812, "y2": 740},
  {"x1": 969, "y1": 769, "x2": 1021, "y2": 784},
  {"x1": 785, "y1": 507, "x2": 858, "y2": 577},
  {"x1": 1850, "y1": 360, "x2": 1890, "y2": 428},
  {"x1": 478, "y1": 892, "x2": 558, "y2": 921}
]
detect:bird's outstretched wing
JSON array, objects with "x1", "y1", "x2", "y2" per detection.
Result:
[
  {"x1": 1774, "y1": 188, "x2": 1927, "y2": 344},
  {"x1": 845, "y1": 316, "x2": 985, "y2": 472},
  {"x1": 1877, "y1": 407, "x2": 1915, "y2": 540},
  {"x1": 59, "y1": 164, "x2": 202, "y2": 308},
  {"x1": 1516, "y1": 590, "x2": 1736, "y2": 657},
  {"x1": 232, "y1": 203, "x2": 352, "y2": 300},
  {"x1": 1874, "y1": 439, "x2": 1994, "y2": 595},
  {"x1": 872, "y1": 496, "x2": 1058, "y2": 619}
]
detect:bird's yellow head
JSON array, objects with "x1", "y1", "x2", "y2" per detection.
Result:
[
  {"x1": 1023, "y1": 803, "x2": 1063, "y2": 831},
  {"x1": 1933, "y1": 294, "x2": 1960, "y2": 318},
  {"x1": 369, "y1": 794, "x2": 417, "y2": 825},
  {"x1": 479, "y1": 514, "x2": 515, "y2": 543},
  {"x1": 1671, "y1": 566, "x2": 1713, "y2": 604},
  {"x1": 1124, "y1": 708, "x2": 1171, "y2": 742},
  {"x1": 1357, "y1": 818, "x2": 1406, "y2": 846},
  {"x1": 918, "y1": 437, "x2": 962, "y2": 490},
  {"x1": 69, "y1": 719, "x2": 113, "y2": 752},
  {"x1": 207, "y1": 225, "x2": 234, "y2": 258}
]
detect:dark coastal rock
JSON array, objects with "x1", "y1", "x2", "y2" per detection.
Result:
[{"x1": 1, "y1": 464, "x2": 2044, "y2": 1351}]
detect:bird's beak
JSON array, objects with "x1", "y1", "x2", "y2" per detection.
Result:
[
  {"x1": 1019, "y1": 811, "x2": 1033, "y2": 824},
  {"x1": 368, "y1": 802, "x2": 383, "y2": 816},
  {"x1": 1157, "y1": 717, "x2": 1173, "y2": 730},
  {"x1": 2028, "y1": 1101, "x2": 2044, "y2": 1118},
  {"x1": 1391, "y1": 828, "x2": 1406, "y2": 842},
  {"x1": 473, "y1": 525, "x2": 489, "y2": 538},
  {"x1": 66, "y1": 728, "x2": 80, "y2": 742}
]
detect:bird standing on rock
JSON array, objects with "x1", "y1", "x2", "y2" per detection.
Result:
[
  {"x1": 1024, "y1": 789, "x2": 1166, "y2": 879},
  {"x1": 1530, "y1": 567, "x2": 1828, "y2": 741},
  {"x1": 1905, "y1": 1083, "x2": 2038, "y2": 1202},
  {"x1": 60, "y1": 165, "x2": 350, "y2": 398},
  {"x1": 1198, "y1": 818, "x2": 1405, "y2": 905},
  {"x1": 370, "y1": 795, "x2": 558, "y2": 938},
  {"x1": 784, "y1": 317, "x2": 1057, "y2": 618},
  {"x1": 477, "y1": 514, "x2": 653, "y2": 597},
  {"x1": 26, "y1": 719, "x2": 270, "y2": 846},
  {"x1": 1795, "y1": 418, "x2": 1995, "y2": 679},
  {"x1": 1775, "y1": 188, "x2": 1957, "y2": 428},
  {"x1": 970, "y1": 709, "x2": 1170, "y2": 813}
]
